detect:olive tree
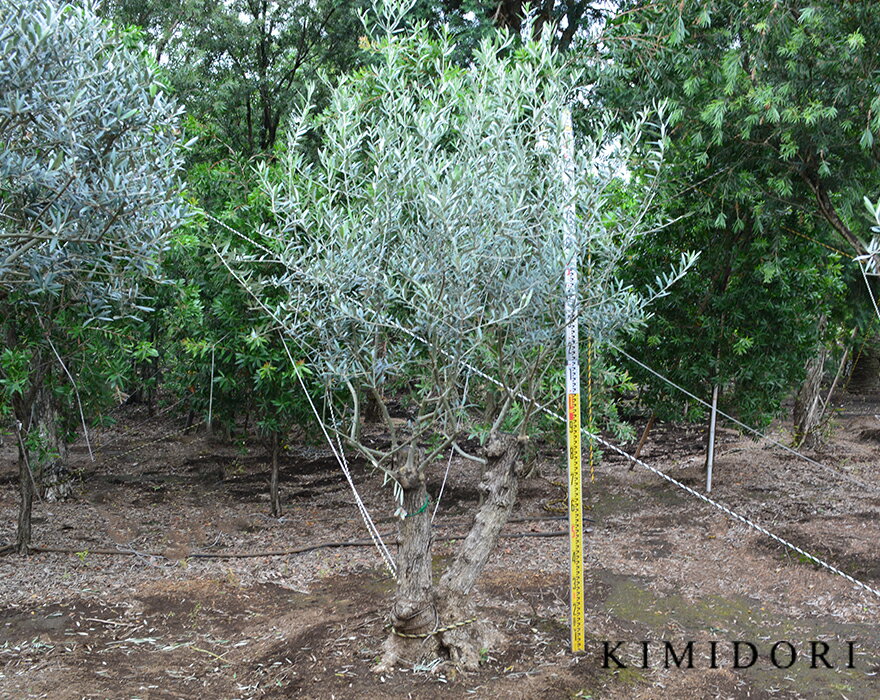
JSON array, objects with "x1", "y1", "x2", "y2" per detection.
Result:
[
  {"x1": 249, "y1": 2, "x2": 692, "y2": 669},
  {"x1": 0, "y1": 0, "x2": 186, "y2": 552}
]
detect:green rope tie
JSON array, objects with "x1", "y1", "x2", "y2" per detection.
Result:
[{"x1": 404, "y1": 495, "x2": 430, "y2": 518}]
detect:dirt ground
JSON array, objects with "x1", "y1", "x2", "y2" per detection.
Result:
[{"x1": 1, "y1": 391, "x2": 879, "y2": 699}]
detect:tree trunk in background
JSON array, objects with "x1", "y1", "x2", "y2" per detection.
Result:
[
  {"x1": 630, "y1": 411, "x2": 656, "y2": 468},
  {"x1": 847, "y1": 343, "x2": 880, "y2": 394},
  {"x1": 15, "y1": 437, "x2": 33, "y2": 554},
  {"x1": 269, "y1": 431, "x2": 282, "y2": 518},
  {"x1": 14, "y1": 382, "x2": 69, "y2": 552},
  {"x1": 793, "y1": 343, "x2": 828, "y2": 448},
  {"x1": 362, "y1": 392, "x2": 384, "y2": 423},
  {"x1": 32, "y1": 384, "x2": 70, "y2": 502}
]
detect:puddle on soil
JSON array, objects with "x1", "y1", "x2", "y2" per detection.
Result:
[{"x1": 598, "y1": 570, "x2": 880, "y2": 696}]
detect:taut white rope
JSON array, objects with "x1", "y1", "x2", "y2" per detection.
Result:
[
  {"x1": 210, "y1": 240, "x2": 397, "y2": 579},
  {"x1": 204, "y1": 211, "x2": 880, "y2": 600},
  {"x1": 608, "y1": 341, "x2": 880, "y2": 496}
]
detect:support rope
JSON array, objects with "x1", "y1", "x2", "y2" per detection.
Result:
[
  {"x1": 858, "y1": 258, "x2": 880, "y2": 325},
  {"x1": 203, "y1": 211, "x2": 880, "y2": 600},
  {"x1": 592, "y1": 436, "x2": 880, "y2": 598},
  {"x1": 325, "y1": 388, "x2": 398, "y2": 577},
  {"x1": 209, "y1": 238, "x2": 397, "y2": 579},
  {"x1": 608, "y1": 341, "x2": 880, "y2": 497},
  {"x1": 457, "y1": 354, "x2": 880, "y2": 600}
]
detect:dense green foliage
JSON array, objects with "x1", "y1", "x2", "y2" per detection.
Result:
[
  {"x1": 598, "y1": 0, "x2": 876, "y2": 425},
  {"x1": 604, "y1": 0, "x2": 880, "y2": 246},
  {"x1": 104, "y1": 0, "x2": 367, "y2": 158},
  {"x1": 620, "y1": 214, "x2": 845, "y2": 425}
]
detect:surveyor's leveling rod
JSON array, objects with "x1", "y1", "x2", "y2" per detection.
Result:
[{"x1": 561, "y1": 107, "x2": 585, "y2": 653}]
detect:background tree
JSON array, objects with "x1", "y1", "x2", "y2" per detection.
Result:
[
  {"x1": 0, "y1": 0, "x2": 186, "y2": 552},
  {"x1": 104, "y1": 0, "x2": 367, "y2": 159},
  {"x1": 617, "y1": 208, "x2": 845, "y2": 430},
  {"x1": 242, "y1": 4, "x2": 693, "y2": 668},
  {"x1": 157, "y1": 206, "x2": 316, "y2": 516},
  {"x1": 597, "y1": 0, "x2": 879, "y2": 444},
  {"x1": 409, "y1": 0, "x2": 608, "y2": 51}
]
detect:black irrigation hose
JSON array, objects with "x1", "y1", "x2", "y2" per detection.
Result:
[{"x1": 9, "y1": 529, "x2": 575, "y2": 561}]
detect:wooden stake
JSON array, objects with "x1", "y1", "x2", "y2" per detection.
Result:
[{"x1": 630, "y1": 411, "x2": 656, "y2": 469}]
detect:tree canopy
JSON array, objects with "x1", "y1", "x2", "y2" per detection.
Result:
[
  {"x1": 596, "y1": 0, "x2": 876, "y2": 427},
  {"x1": 0, "y1": 0, "x2": 186, "y2": 551},
  {"x1": 0, "y1": 0, "x2": 186, "y2": 299}
]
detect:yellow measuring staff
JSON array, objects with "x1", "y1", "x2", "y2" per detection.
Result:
[
  {"x1": 567, "y1": 392, "x2": 584, "y2": 651},
  {"x1": 561, "y1": 107, "x2": 585, "y2": 653}
]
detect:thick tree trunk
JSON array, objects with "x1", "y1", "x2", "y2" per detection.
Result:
[
  {"x1": 434, "y1": 433, "x2": 522, "y2": 670},
  {"x1": 438, "y1": 434, "x2": 521, "y2": 600},
  {"x1": 375, "y1": 434, "x2": 523, "y2": 672},
  {"x1": 793, "y1": 344, "x2": 828, "y2": 448},
  {"x1": 362, "y1": 392, "x2": 384, "y2": 423},
  {"x1": 375, "y1": 446, "x2": 434, "y2": 671},
  {"x1": 390, "y1": 447, "x2": 434, "y2": 629},
  {"x1": 269, "y1": 432, "x2": 282, "y2": 518}
]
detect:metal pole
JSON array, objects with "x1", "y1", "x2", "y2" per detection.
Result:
[
  {"x1": 706, "y1": 385, "x2": 719, "y2": 492},
  {"x1": 207, "y1": 345, "x2": 215, "y2": 436}
]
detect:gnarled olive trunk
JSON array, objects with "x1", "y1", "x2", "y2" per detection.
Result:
[
  {"x1": 386, "y1": 445, "x2": 434, "y2": 639},
  {"x1": 376, "y1": 433, "x2": 523, "y2": 672}
]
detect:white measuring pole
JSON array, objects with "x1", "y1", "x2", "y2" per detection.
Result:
[
  {"x1": 706, "y1": 385, "x2": 719, "y2": 492},
  {"x1": 561, "y1": 107, "x2": 585, "y2": 653}
]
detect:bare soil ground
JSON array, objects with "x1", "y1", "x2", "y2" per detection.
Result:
[{"x1": 1, "y1": 392, "x2": 879, "y2": 699}]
